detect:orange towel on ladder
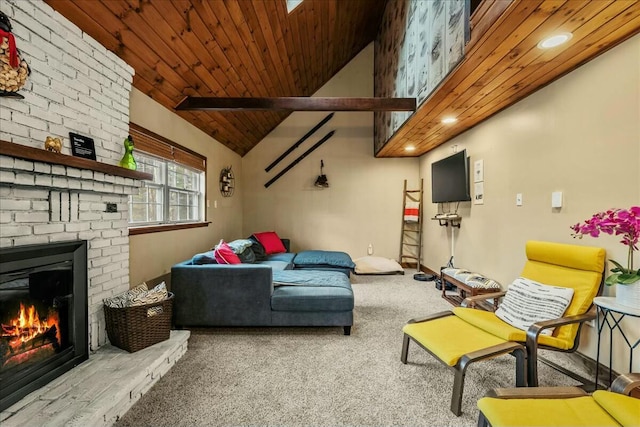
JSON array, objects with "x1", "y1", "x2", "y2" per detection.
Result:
[{"x1": 404, "y1": 202, "x2": 419, "y2": 222}]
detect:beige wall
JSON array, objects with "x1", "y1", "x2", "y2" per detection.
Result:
[
  {"x1": 127, "y1": 34, "x2": 638, "y2": 373},
  {"x1": 419, "y1": 34, "x2": 640, "y2": 372},
  {"x1": 242, "y1": 44, "x2": 419, "y2": 258},
  {"x1": 128, "y1": 88, "x2": 244, "y2": 285}
]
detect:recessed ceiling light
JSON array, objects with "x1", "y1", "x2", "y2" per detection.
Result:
[
  {"x1": 441, "y1": 117, "x2": 457, "y2": 124},
  {"x1": 405, "y1": 146, "x2": 416, "y2": 152},
  {"x1": 538, "y1": 32, "x2": 573, "y2": 49}
]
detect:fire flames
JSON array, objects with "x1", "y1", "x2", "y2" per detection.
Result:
[{"x1": 2, "y1": 302, "x2": 61, "y2": 349}]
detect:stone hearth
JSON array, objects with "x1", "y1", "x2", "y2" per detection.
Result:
[{"x1": 0, "y1": 331, "x2": 189, "y2": 427}]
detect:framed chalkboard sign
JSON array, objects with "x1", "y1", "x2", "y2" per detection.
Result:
[{"x1": 69, "y1": 132, "x2": 96, "y2": 160}]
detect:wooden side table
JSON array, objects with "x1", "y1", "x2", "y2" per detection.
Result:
[
  {"x1": 593, "y1": 296, "x2": 640, "y2": 389},
  {"x1": 440, "y1": 271, "x2": 499, "y2": 311}
]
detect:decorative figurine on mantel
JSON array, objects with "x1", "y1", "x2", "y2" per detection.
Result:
[
  {"x1": 119, "y1": 135, "x2": 137, "y2": 170},
  {"x1": 0, "y1": 11, "x2": 30, "y2": 98},
  {"x1": 44, "y1": 136, "x2": 62, "y2": 153}
]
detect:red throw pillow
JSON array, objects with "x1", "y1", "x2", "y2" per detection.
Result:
[
  {"x1": 213, "y1": 240, "x2": 241, "y2": 264},
  {"x1": 253, "y1": 231, "x2": 286, "y2": 255}
]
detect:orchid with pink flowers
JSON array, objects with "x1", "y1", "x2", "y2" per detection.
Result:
[{"x1": 571, "y1": 206, "x2": 640, "y2": 285}]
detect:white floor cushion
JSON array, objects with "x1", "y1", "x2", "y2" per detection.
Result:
[{"x1": 354, "y1": 256, "x2": 404, "y2": 274}]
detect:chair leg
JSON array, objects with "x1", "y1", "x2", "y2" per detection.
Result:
[
  {"x1": 401, "y1": 334, "x2": 410, "y2": 364},
  {"x1": 343, "y1": 326, "x2": 351, "y2": 335},
  {"x1": 527, "y1": 347, "x2": 539, "y2": 387},
  {"x1": 451, "y1": 367, "x2": 466, "y2": 416},
  {"x1": 513, "y1": 348, "x2": 527, "y2": 387},
  {"x1": 477, "y1": 411, "x2": 490, "y2": 427}
]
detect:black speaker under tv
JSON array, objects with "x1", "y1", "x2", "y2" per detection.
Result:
[{"x1": 431, "y1": 150, "x2": 471, "y2": 203}]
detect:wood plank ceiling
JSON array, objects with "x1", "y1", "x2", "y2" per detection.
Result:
[
  {"x1": 46, "y1": 0, "x2": 385, "y2": 156},
  {"x1": 46, "y1": 1, "x2": 640, "y2": 158}
]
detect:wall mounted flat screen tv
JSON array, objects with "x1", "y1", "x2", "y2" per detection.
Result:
[{"x1": 431, "y1": 150, "x2": 471, "y2": 203}]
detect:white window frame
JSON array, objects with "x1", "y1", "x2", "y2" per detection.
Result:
[
  {"x1": 128, "y1": 151, "x2": 205, "y2": 226},
  {"x1": 128, "y1": 123, "x2": 209, "y2": 235}
]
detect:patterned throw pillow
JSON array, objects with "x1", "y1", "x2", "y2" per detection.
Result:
[
  {"x1": 104, "y1": 283, "x2": 148, "y2": 308},
  {"x1": 252, "y1": 231, "x2": 286, "y2": 255},
  {"x1": 441, "y1": 268, "x2": 474, "y2": 283},
  {"x1": 465, "y1": 275, "x2": 501, "y2": 289},
  {"x1": 213, "y1": 239, "x2": 241, "y2": 264},
  {"x1": 103, "y1": 282, "x2": 169, "y2": 311},
  {"x1": 495, "y1": 277, "x2": 574, "y2": 335},
  {"x1": 129, "y1": 282, "x2": 168, "y2": 307}
]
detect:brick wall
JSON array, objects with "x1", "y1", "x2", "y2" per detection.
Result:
[
  {"x1": 0, "y1": 0, "x2": 134, "y2": 164},
  {"x1": 0, "y1": 0, "x2": 140, "y2": 351}
]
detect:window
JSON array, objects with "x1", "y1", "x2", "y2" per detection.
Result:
[
  {"x1": 128, "y1": 123, "x2": 207, "y2": 233},
  {"x1": 286, "y1": 0, "x2": 304, "y2": 13}
]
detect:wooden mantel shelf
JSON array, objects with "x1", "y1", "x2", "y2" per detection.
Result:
[{"x1": 0, "y1": 140, "x2": 153, "y2": 181}]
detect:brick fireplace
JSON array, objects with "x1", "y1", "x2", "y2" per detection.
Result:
[
  {"x1": 0, "y1": 2, "x2": 189, "y2": 424},
  {"x1": 0, "y1": 154, "x2": 145, "y2": 350},
  {"x1": 0, "y1": 0, "x2": 139, "y2": 350}
]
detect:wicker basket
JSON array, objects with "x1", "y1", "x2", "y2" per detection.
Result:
[{"x1": 104, "y1": 292, "x2": 174, "y2": 353}]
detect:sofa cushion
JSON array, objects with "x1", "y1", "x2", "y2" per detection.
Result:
[
  {"x1": 247, "y1": 235, "x2": 267, "y2": 261},
  {"x1": 213, "y1": 240, "x2": 241, "y2": 264},
  {"x1": 192, "y1": 251, "x2": 217, "y2": 265},
  {"x1": 227, "y1": 239, "x2": 254, "y2": 254},
  {"x1": 271, "y1": 271, "x2": 353, "y2": 312},
  {"x1": 293, "y1": 250, "x2": 355, "y2": 269},
  {"x1": 237, "y1": 247, "x2": 256, "y2": 264},
  {"x1": 265, "y1": 252, "x2": 296, "y2": 263},
  {"x1": 256, "y1": 260, "x2": 292, "y2": 271},
  {"x1": 253, "y1": 231, "x2": 287, "y2": 254}
]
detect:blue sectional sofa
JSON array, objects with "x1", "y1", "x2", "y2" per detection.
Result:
[{"x1": 170, "y1": 241, "x2": 355, "y2": 335}]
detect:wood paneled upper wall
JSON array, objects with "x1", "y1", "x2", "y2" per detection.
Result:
[
  {"x1": 46, "y1": 0, "x2": 640, "y2": 158},
  {"x1": 377, "y1": 0, "x2": 640, "y2": 157}
]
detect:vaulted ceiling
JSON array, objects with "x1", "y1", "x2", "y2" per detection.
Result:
[
  {"x1": 46, "y1": 0, "x2": 385, "y2": 156},
  {"x1": 46, "y1": 0, "x2": 640, "y2": 158}
]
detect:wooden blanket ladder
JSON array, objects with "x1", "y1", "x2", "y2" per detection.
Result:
[{"x1": 399, "y1": 179, "x2": 423, "y2": 271}]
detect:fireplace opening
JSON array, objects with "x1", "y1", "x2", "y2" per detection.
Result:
[{"x1": 0, "y1": 241, "x2": 88, "y2": 411}]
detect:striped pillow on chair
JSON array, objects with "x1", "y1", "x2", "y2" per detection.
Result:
[{"x1": 495, "y1": 277, "x2": 574, "y2": 335}]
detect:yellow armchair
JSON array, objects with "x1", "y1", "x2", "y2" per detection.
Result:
[
  {"x1": 401, "y1": 241, "x2": 605, "y2": 416},
  {"x1": 477, "y1": 373, "x2": 640, "y2": 427}
]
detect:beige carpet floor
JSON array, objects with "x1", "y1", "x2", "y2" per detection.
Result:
[{"x1": 116, "y1": 273, "x2": 588, "y2": 427}]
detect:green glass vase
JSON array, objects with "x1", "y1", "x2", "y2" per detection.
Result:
[{"x1": 119, "y1": 135, "x2": 137, "y2": 170}]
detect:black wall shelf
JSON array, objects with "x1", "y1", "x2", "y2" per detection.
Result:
[{"x1": 431, "y1": 216, "x2": 461, "y2": 228}]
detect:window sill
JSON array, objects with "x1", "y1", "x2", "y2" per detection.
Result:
[{"x1": 128, "y1": 221, "x2": 211, "y2": 236}]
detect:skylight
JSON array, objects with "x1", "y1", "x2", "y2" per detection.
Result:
[{"x1": 286, "y1": 0, "x2": 304, "y2": 13}]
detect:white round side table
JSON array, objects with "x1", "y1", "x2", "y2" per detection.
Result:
[{"x1": 593, "y1": 296, "x2": 640, "y2": 389}]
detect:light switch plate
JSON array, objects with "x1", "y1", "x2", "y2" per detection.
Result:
[
  {"x1": 516, "y1": 193, "x2": 523, "y2": 206},
  {"x1": 552, "y1": 191, "x2": 563, "y2": 208}
]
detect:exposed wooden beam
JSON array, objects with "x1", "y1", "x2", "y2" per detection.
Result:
[{"x1": 175, "y1": 97, "x2": 416, "y2": 111}]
